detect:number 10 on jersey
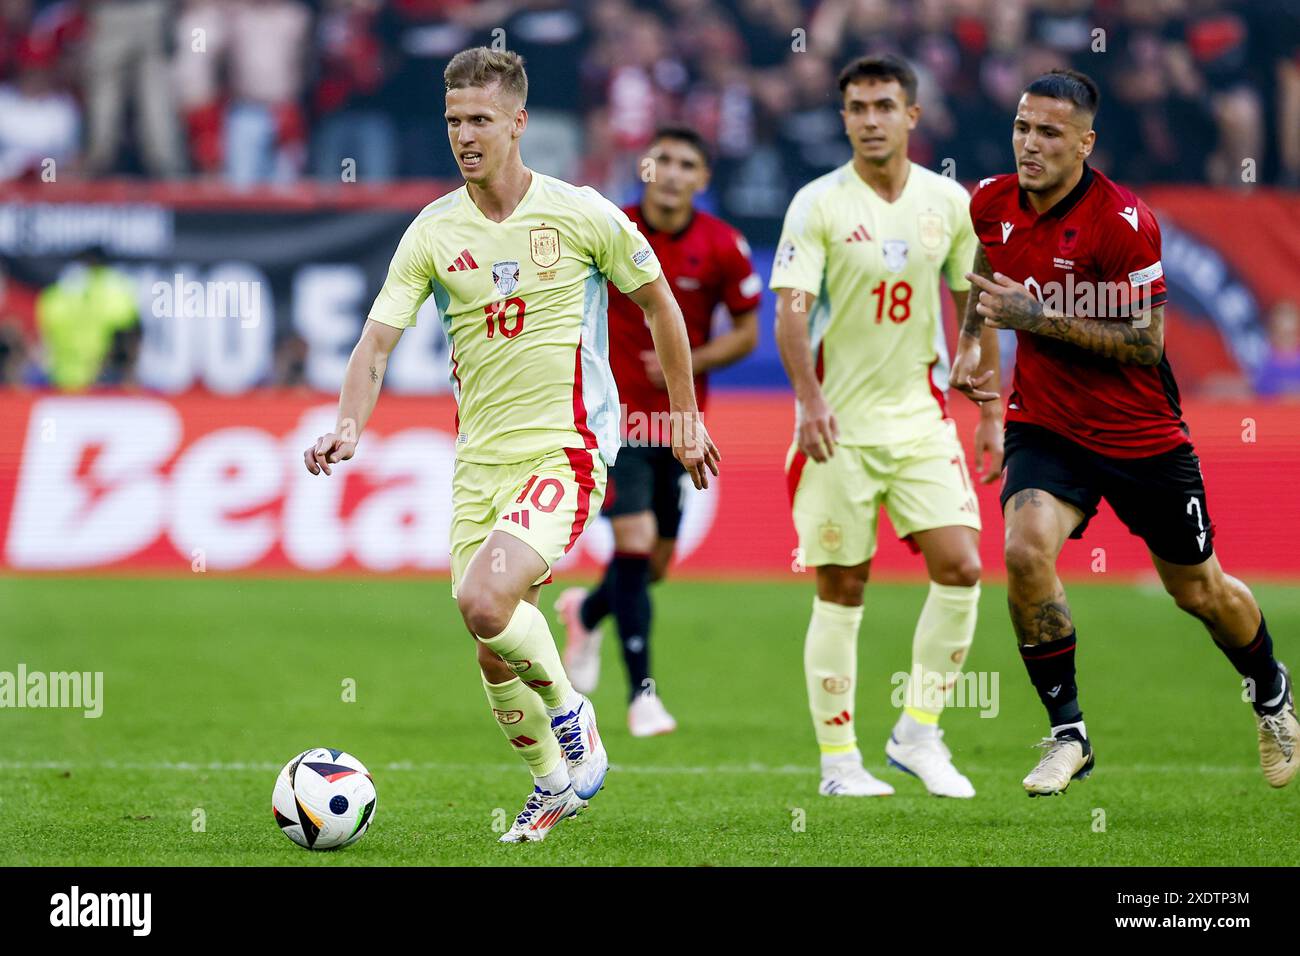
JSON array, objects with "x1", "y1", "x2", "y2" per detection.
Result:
[{"x1": 485, "y1": 298, "x2": 526, "y2": 338}]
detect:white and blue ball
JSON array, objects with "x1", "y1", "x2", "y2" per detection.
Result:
[{"x1": 272, "y1": 748, "x2": 377, "y2": 850}]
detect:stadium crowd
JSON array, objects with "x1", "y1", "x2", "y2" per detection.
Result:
[{"x1": 0, "y1": 0, "x2": 1297, "y2": 191}]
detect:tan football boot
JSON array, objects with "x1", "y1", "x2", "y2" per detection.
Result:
[
  {"x1": 1257, "y1": 665, "x2": 1299, "y2": 788},
  {"x1": 1022, "y1": 732, "x2": 1095, "y2": 797}
]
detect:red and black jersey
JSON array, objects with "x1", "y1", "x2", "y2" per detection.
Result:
[
  {"x1": 971, "y1": 164, "x2": 1188, "y2": 458},
  {"x1": 608, "y1": 205, "x2": 761, "y2": 440}
]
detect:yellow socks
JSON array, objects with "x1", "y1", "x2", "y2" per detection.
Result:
[
  {"x1": 481, "y1": 674, "x2": 568, "y2": 788},
  {"x1": 903, "y1": 581, "x2": 980, "y2": 722},
  {"x1": 477, "y1": 600, "x2": 575, "y2": 710},
  {"x1": 804, "y1": 597, "x2": 863, "y2": 755}
]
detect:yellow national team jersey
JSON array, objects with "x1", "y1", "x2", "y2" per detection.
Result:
[
  {"x1": 369, "y1": 170, "x2": 662, "y2": 466},
  {"x1": 769, "y1": 160, "x2": 978, "y2": 447}
]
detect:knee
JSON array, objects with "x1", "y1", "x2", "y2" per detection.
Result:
[
  {"x1": 1004, "y1": 536, "x2": 1054, "y2": 583},
  {"x1": 818, "y1": 570, "x2": 867, "y2": 606},
  {"x1": 932, "y1": 554, "x2": 981, "y2": 588},
  {"x1": 457, "y1": 588, "x2": 513, "y2": 639}
]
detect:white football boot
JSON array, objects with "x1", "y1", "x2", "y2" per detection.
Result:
[
  {"x1": 819, "y1": 750, "x2": 894, "y2": 797},
  {"x1": 498, "y1": 784, "x2": 587, "y2": 843},
  {"x1": 884, "y1": 714, "x2": 975, "y2": 798},
  {"x1": 549, "y1": 694, "x2": 609, "y2": 800},
  {"x1": 628, "y1": 690, "x2": 678, "y2": 737},
  {"x1": 555, "y1": 587, "x2": 602, "y2": 695},
  {"x1": 1022, "y1": 729, "x2": 1095, "y2": 796},
  {"x1": 1257, "y1": 664, "x2": 1299, "y2": 788}
]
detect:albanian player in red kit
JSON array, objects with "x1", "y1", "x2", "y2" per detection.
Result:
[
  {"x1": 948, "y1": 69, "x2": 1297, "y2": 795},
  {"x1": 555, "y1": 126, "x2": 761, "y2": 735}
]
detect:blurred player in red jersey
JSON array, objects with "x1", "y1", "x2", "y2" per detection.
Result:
[
  {"x1": 951, "y1": 68, "x2": 1297, "y2": 796},
  {"x1": 555, "y1": 126, "x2": 761, "y2": 736}
]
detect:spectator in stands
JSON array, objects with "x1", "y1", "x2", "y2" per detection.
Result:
[
  {"x1": 36, "y1": 246, "x2": 139, "y2": 391},
  {"x1": 508, "y1": 0, "x2": 585, "y2": 181},
  {"x1": 173, "y1": 0, "x2": 226, "y2": 177},
  {"x1": 270, "y1": 331, "x2": 309, "y2": 389},
  {"x1": 0, "y1": 35, "x2": 79, "y2": 181},
  {"x1": 0, "y1": 261, "x2": 35, "y2": 386},
  {"x1": 222, "y1": 0, "x2": 312, "y2": 186},
  {"x1": 1255, "y1": 301, "x2": 1300, "y2": 399},
  {"x1": 82, "y1": 0, "x2": 185, "y2": 178},
  {"x1": 311, "y1": 0, "x2": 399, "y2": 183}
]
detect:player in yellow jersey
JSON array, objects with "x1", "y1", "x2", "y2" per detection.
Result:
[
  {"x1": 302, "y1": 48, "x2": 718, "y2": 843},
  {"x1": 771, "y1": 54, "x2": 1002, "y2": 798}
]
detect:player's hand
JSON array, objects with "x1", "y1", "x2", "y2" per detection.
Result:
[
  {"x1": 966, "y1": 271, "x2": 1044, "y2": 331},
  {"x1": 973, "y1": 413, "x2": 1004, "y2": 485},
  {"x1": 640, "y1": 350, "x2": 667, "y2": 390},
  {"x1": 672, "y1": 410, "x2": 721, "y2": 490},
  {"x1": 795, "y1": 393, "x2": 838, "y2": 463},
  {"x1": 303, "y1": 432, "x2": 356, "y2": 476},
  {"x1": 950, "y1": 343, "x2": 1000, "y2": 405}
]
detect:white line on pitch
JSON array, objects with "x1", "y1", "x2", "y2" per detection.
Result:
[{"x1": 0, "y1": 760, "x2": 1257, "y2": 775}]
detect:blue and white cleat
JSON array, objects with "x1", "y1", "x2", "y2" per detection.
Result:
[
  {"x1": 550, "y1": 695, "x2": 609, "y2": 800},
  {"x1": 819, "y1": 750, "x2": 894, "y2": 797},
  {"x1": 885, "y1": 721, "x2": 976, "y2": 798},
  {"x1": 498, "y1": 784, "x2": 586, "y2": 843}
]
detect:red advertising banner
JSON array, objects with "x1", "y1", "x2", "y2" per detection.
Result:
[{"x1": 1, "y1": 391, "x2": 1297, "y2": 580}]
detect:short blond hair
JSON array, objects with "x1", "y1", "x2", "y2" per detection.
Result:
[{"x1": 444, "y1": 47, "x2": 528, "y2": 105}]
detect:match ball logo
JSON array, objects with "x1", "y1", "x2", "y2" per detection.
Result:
[
  {"x1": 822, "y1": 676, "x2": 851, "y2": 694},
  {"x1": 493, "y1": 709, "x2": 524, "y2": 724}
]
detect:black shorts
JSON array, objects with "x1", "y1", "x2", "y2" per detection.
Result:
[
  {"x1": 1000, "y1": 422, "x2": 1214, "y2": 565},
  {"x1": 601, "y1": 444, "x2": 688, "y2": 538}
]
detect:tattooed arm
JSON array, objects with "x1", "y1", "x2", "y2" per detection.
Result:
[
  {"x1": 959, "y1": 244, "x2": 994, "y2": 341},
  {"x1": 965, "y1": 269, "x2": 1164, "y2": 366},
  {"x1": 304, "y1": 319, "x2": 402, "y2": 475}
]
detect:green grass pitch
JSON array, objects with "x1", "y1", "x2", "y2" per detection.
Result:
[{"x1": 2, "y1": 576, "x2": 1298, "y2": 866}]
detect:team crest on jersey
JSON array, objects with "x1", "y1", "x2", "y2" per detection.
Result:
[
  {"x1": 529, "y1": 227, "x2": 560, "y2": 267},
  {"x1": 917, "y1": 212, "x2": 944, "y2": 251},
  {"x1": 819, "y1": 521, "x2": 843, "y2": 553},
  {"x1": 882, "y1": 239, "x2": 909, "y2": 273},
  {"x1": 492, "y1": 260, "x2": 520, "y2": 296},
  {"x1": 1058, "y1": 226, "x2": 1081, "y2": 256}
]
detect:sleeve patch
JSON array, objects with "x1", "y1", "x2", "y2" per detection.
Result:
[
  {"x1": 632, "y1": 247, "x2": 653, "y2": 266},
  {"x1": 1128, "y1": 261, "x2": 1163, "y2": 286},
  {"x1": 739, "y1": 273, "x2": 762, "y2": 298},
  {"x1": 775, "y1": 240, "x2": 796, "y2": 268}
]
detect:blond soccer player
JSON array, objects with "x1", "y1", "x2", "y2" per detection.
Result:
[
  {"x1": 772, "y1": 54, "x2": 1002, "y2": 798},
  {"x1": 303, "y1": 48, "x2": 718, "y2": 843}
]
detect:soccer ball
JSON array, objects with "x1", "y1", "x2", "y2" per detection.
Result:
[{"x1": 272, "y1": 748, "x2": 377, "y2": 850}]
